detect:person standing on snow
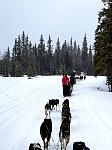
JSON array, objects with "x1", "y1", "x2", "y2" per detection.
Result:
[
  {"x1": 62, "y1": 73, "x2": 70, "y2": 97},
  {"x1": 69, "y1": 70, "x2": 76, "y2": 95},
  {"x1": 69, "y1": 75, "x2": 74, "y2": 94},
  {"x1": 70, "y1": 70, "x2": 76, "y2": 85}
]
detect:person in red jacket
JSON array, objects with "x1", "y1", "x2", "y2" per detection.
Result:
[{"x1": 62, "y1": 73, "x2": 70, "y2": 97}]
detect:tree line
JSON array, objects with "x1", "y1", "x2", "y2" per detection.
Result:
[
  {"x1": 94, "y1": 0, "x2": 112, "y2": 91},
  {"x1": 0, "y1": 32, "x2": 93, "y2": 77}
]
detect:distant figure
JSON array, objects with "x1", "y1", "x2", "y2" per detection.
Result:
[
  {"x1": 70, "y1": 70, "x2": 76, "y2": 85},
  {"x1": 62, "y1": 74, "x2": 70, "y2": 97},
  {"x1": 69, "y1": 70, "x2": 76, "y2": 94},
  {"x1": 84, "y1": 75, "x2": 86, "y2": 80},
  {"x1": 69, "y1": 76, "x2": 74, "y2": 94}
]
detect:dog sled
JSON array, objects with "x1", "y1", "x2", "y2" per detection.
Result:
[{"x1": 73, "y1": 141, "x2": 90, "y2": 150}]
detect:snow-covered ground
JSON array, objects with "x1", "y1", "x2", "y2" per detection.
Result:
[{"x1": 0, "y1": 75, "x2": 112, "y2": 150}]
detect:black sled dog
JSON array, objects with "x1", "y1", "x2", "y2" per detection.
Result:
[
  {"x1": 40, "y1": 118, "x2": 52, "y2": 150},
  {"x1": 44, "y1": 102, "x2": 51, "y2": 118},
  {"x1": 28, "y1": 143, "x2": 42, "y2": 150},
  {"x1": 49, "y1": 99, "x2": 59, "y2": 110},
  {"x1": 59, "y1": 119, "x2": 70, "y2": 150},
  {"x1": 62, "y1": 99, "x2": 71, "y2": 123}
]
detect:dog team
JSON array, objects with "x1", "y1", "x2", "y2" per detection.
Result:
[{"x1": 28, "y1": 99, "x2": 71, "y2": 150}]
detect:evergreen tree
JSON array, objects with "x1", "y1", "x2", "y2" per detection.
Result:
[
  {"x1": 0, "y1": 59, "x2": 3, "y2": 75},
  {"x1": 54, "y1": 38, "x2": 61, "y2": 74},
  {"x1": 94, "y1": 0, "x2": 112, "y2": 91},
  {"x1": 60, "y1": 40, "x2": 68, "y2": 73},
  {"x1": 69, "y1": 38, "x2": 74, "y2": 70},
  {"x1": 67, "y1": 40, "x2": 73, "y2": 73},
  {"x1": 2, "y1": 47, "x2": 11, "y2": 76},
  {"x1": 72, "y1": 41, "x2": 77, "y2": 71},
  {"x1": 81, "y1": 34, "x2": 88, "y2": 74},
  {"x1": 11, "y1": 35, "x2": 23, "y2": 77},
  {"x1": 14, "y1": 59, "x2": 22, "y2": 77},
  {"x1": 11, "y1": 38, "x2": 18, "y2": 76},
  {"x1": 21, "y1": 32, "x2": 29, "y2": 75},
  {"x1": 32, "y1": 43, "x2": 38, "y2": 75},
  {"x1": 46, "y1": 35, "x2": 53, "y2": 75},
  {"x1": 16, "y1": 35, "x2": 23, "y2": 76},
  {"x1": 27, "y1": 41, "x2": 36, "y2": 77},
  {"x1": 61, "y1": 40, "x2": 72, "y2": 74},
  {"x1": 27, "y1": 65, "x2": 33, "y2": 79},
  {"x1": 37, "y1": 34, "x2": 46, "y2": 75},
  {"x1": 75, "y1": 45, "x2": 82, "y2": 74},
  {"x1": 88, "y1": 45, "x2": 93, "y2": 75}
]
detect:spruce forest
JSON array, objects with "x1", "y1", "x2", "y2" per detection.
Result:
[
  {"x1": 0, "y1": 33, "x2": 93, "y2": 77},
  {"x1": 0, "y1": 0, "x2": 112, "y2": 91}
]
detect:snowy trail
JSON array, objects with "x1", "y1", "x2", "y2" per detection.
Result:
[
  {"x1": 69, "y1": 78, "x2": 112, "y2": 150},
  {"x1": 0, "y1": 76, "x2": 63, "y2": 150},
  {"x1": 0, "y1": 76, "x2": 112, "y2": 150}
]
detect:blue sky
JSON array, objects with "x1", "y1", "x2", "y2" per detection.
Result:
[{"x1": 0, "y1": 0, "x2": 103, "y2": 53}]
